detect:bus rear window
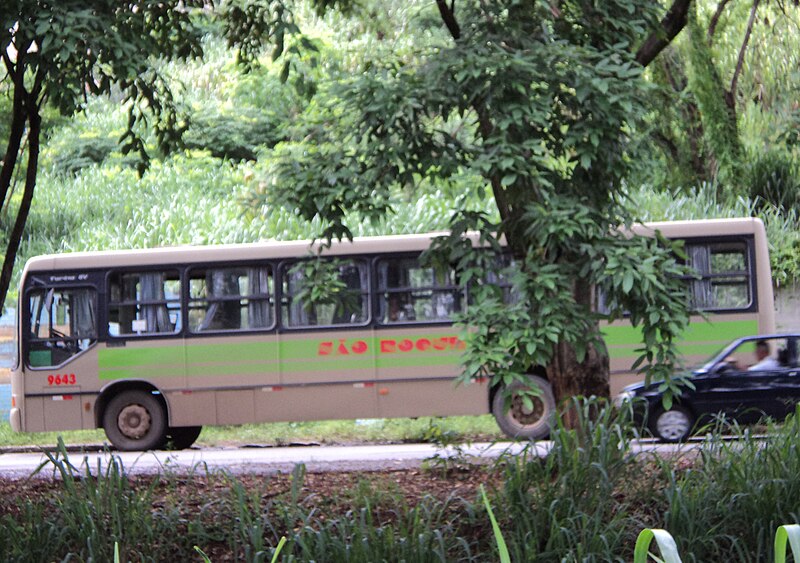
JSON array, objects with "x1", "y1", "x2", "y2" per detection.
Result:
[{"x1": 686, "y1": 242, "x2": 751, "y2": 310}]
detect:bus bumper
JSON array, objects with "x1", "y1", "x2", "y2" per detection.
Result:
[{"x1": 9, "y1": 407, "x2": 21, "y2": 432}]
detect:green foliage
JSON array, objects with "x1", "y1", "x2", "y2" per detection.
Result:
[
  {"x1": 746, "y1": 149, "x2": 800, "y2": 212},
  {"x1": 184, "y1": 109, "x2": 283, "y2": 161},
  {"x1": 634, "y1": 529, "x2": 682, "y2": 563},
  {"x1": 685, "y1": 5, "x2": 743, "y2": 198},
  {"x1": 48, "y1": 134, "x2": 120, "y2": 176},
  {"x1": 258, "y1": 0, "x2": 694, "y2": 403}
]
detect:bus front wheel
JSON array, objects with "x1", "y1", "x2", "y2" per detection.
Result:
[
  {"x1": 492, "y1": 375, "x2": 556, "y2": 440},
  {"x1": 102, "y1": 390, "x2": 167, "y2": 451}
]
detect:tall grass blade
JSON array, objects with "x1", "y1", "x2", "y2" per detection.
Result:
[
  {"x1": 774, "y1": 524, "x2": 800, "y2": 563},
  {"x1": 194, "y1": 545, "x2": 212, "y2": 562},
  {"x1": 634, "y1": 528, "x2": 682, "y2": 563},
  {"x1": 480, "y1": 484, "x2": 511, "y2": 563},
  {"x1": 271, "y1": 537, "x2": 287, "y2": 563}
]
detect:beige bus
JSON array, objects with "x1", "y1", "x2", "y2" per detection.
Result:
[{"x1": 7, "y1": 217, "x2": 773, "y2": 450}]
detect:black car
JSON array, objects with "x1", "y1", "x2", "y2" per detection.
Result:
[{"x1": 616, "y1": 334, "x2": 800, "y2": 441}]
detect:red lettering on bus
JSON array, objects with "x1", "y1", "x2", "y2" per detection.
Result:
[
  {"x1": 381, "y1": 339, "x2": 396, "y2": 353},
  {"x1": 398, "y1": 339, "x2": 413, "y2": 352},
  {"x1": 416, "y1": 338, "x2": 431, "y2": 351},
  {"x1": 318, "y1": 342, "x2": 333, "y2": 356},
  {"x1": 351, "y1": 340, "x2": 368, "y2": 354},
  {"x1": 337, "y1": 340, "x2": 350, "y2": 355}
]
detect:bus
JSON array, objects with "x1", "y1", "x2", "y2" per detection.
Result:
[{"x1": 7, "y1": 217, "x2": 774, "y2": 450}]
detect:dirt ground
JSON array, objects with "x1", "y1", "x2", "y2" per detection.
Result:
[{"x1": 0, "y1": 463, "x2": 499, "y2": 514}]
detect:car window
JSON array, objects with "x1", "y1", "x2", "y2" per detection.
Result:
[{"x1": 718, "y1": 337, "x2": 795, "y2": 373}]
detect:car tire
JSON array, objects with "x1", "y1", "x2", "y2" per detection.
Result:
[
  {"x1": 492, "y1": 375, "x2": 556, "y2": 440},
  {"x1": 650, "y1": 405, "x2": 694, "y2": 442},
  {"x1": 102, "y1": 390, "x2": 167, "y2": 451}
]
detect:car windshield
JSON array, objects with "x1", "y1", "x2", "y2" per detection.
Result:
[{"x1": 694, "y1": 344, "x2": 731, "y2": 373}]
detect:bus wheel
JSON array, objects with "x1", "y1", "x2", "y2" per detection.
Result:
[
  {"x1": 165, "y1": 426, "x2": 202, "y2": 450},
  {"x1": 492, "y1": 375, "x2": 555, "y2": 440},
  {"x1": 103, "y1": 390, "x2": 167, "y2": 451}
]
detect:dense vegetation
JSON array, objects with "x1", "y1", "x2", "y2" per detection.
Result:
[
  {"x1": 4, "y1": 403, "x2": 800, "y2": 561},
  {"x1": 3, "y1": 1, "x2": 799, "y2": 297}
]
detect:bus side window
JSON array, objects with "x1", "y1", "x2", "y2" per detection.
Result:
[
  {"x1": 108, "y1": 271, "x2": 181, "y2": 336},
  {"x1": 377, "y1": 258, "x2": 462, "y2": 324},
  {"x1": 27, "y1": 287, "x2": 97, "y2": 368},
  {"x1": 188, "y1": 266, "x2": 273, "y2": 333},
  {"x1": 281, "y1": 259, "x2": 369, "y2": 328}
]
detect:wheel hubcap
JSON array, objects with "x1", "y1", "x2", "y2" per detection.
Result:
[
  {"x1": 657, "y1": 410, "x2": 690, "y2": 440},
  {"x1": 510, "y1": 393, "x2": 545, "y2": 426},
  {"x1": 118, "y1": 403, "x2": 151, "y2": 439}
]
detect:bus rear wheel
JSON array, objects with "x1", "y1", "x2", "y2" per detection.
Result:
[
  {"x1": 492, "y1": 375, "x2": 555, "y2": 440},
  {"x1": 102, "y1": 390, "x2": 167, "y2": 451},
  {"x1": 166, "y1": 426, "x2": 202, "y2": 450}
]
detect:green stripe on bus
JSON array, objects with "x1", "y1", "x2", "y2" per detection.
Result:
[
  {"x1": 98, "y1": 347, "x2": 184, "y2": 368},
  {"x1": 97, "y1": 334, "x2": 464, "y2": 380},
  {"x1": 602, "y1": 318, "x2": 759, "y2": 346}
]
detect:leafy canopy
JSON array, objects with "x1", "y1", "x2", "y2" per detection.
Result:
[{"x1": 255, "y1": 0, "x2": 694, "y2": 399}]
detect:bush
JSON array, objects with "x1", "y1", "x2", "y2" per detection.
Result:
[
  {"x1": 746, "y1": 150, "x2": 800, "y2": 212},
  {"x1": 49, "y1": 135, "x2": 120, "y2": 176},
  {"x1": 184, "y1": 110, "x2": 284, "y2": 161}
]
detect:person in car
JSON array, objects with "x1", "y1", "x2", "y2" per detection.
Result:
[{"x1": 748, "y1": 339, "x2": 780, "y2": 371}]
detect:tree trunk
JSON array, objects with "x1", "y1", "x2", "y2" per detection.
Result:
[
  {"x1": 0, "y1": 108, "x2": 40, "y2": 308},
  {"x1": 0, "y1": 70, "x2": 27, "y2": 207},
  {"x1": 547, "y1": 338, "x2": 610, "y2": 428},
  {"x1": 545, "y1": 274, "x2": 610, "y2": 428}
]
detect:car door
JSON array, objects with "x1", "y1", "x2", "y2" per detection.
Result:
[{"x1": 689, "y1": 337, "x2": 796, "y2": 423}]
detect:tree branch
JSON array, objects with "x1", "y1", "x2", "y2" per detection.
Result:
[
  {"x1": 728, "y1": 0, "x2": 760, "y2": 110},
  {"x1": 436, "y1": 0, "x2": 460, "y2": 40},
  {"x1": 707, "y1": 0, "x2": 732, "y2": 42},
  {"x1": 635, "y1": 0, "x2": 692, "y2": 67}
]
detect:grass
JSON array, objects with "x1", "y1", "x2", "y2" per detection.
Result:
[
  {"x1": 0, "y1": 415, "x2": 504, "y2": 449},
  {"x1": 5, "y1": 401, "x2": 800, "y2": 560}
]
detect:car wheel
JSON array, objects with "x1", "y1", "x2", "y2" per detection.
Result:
[
  {"x1": 103, "y1": 390, "x2": 167, "y2": 451},
  {"x1": 651, "y1": 405, "x2": 694, "y2": 442},
  {"x1": 165, "y1": 426, "x2": 202, "y2": 450},
  {"x1": 492, "y1": 375, "x2": 556, "y2": 440}
]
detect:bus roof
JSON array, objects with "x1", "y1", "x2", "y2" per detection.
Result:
[{"x1": 21, "y1": 217, "x2": 766, "y2": 273}]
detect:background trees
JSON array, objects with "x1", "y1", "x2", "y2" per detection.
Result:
[
  {"x1": 3, "y1": 0, "x2": 800, "y2": 413},
  {"x1": 0, "y1": 0, "x2": 212, "y2": 308}
]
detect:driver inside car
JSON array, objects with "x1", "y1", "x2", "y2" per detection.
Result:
[{"x1": 748, "y1": 339, "x2": 780, "y2": 371}]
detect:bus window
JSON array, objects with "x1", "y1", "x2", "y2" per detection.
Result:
[
  {"x1": 28, "y1": 287, "x2": 97, "y2": 367},
  {"x1": 108, "y1": 271, "x2": 181, "y2": 336},
  {"x1": 686, "y1": 242, "x2": 751, "y2": 310},
  {"x1": 188, "y1": 265, "x2": 273, "y2": 332},
  {"x1": 281, "y1": 259, "x2": 369, "y2": 327},
  {"x1": 377, "y1": 258, "x2": 462, "y2": 323}
]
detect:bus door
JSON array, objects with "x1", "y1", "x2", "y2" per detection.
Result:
[{"x1": 25, "y1": 277, "x2": 100, "y2": 430}]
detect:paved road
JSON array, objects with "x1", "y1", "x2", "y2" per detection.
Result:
[{"x1": 0, "y1": 439, "x2": 687, "y2": 479}]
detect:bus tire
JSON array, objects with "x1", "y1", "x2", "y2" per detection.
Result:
[
  {"x1": 102, "y1": 390, "x2": 167, "y2": 451},
  {"x1": 166, "y1": 426, "x2": 202, "y2": 450},
  {"x1": 492, "y1": 375, "x2": 555, "y2": 440}
]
